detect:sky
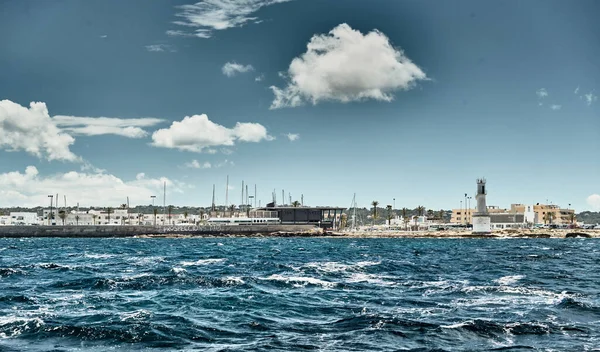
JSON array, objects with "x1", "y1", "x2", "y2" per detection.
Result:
[{"x1": 0, "y1": 0, "x2": 598, "y2": 211}]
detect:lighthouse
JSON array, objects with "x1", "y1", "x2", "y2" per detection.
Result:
[{"x1": 472, "y1": 178, "x2": 491, "y2": 234}]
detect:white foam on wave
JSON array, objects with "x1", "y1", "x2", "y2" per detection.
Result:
[
  {"x1": 261, "y1": 274, "x2": 336, "y2": 288},
  {"x1": 0, "y1": 316, "x2": 45, "y2": 338},
  {"x1": 494, "y1": 275, "x2": 525, "y2": 286},
  {"x1": 120, "y1": 309, "x2": 152, "y2": 322},
  {"x1": 347, "y1": 273, "x2": 396, "y2": 286},
  {"x1": 181, "y1": 258, "x2": 226, "y2": 266},
  {"x1": 224, "y1": 276, "x2": 245, "y2": 284},
  {"x1": 299, "y1": 260, "x2": 381, "y2": 273},
  {"x1": 131, "y1": 256, "x2": 165, "y2": 266},
  {"x1": 171, "y1": 267, "x2": 187, "y2": 274},
  {"x1": 83, "y1": 253, "x2": 116, "y2": 259}
]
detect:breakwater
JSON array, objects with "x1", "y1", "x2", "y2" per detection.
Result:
[{"x1": 0, "y1": 225, "x2": 320, "y2": 238}]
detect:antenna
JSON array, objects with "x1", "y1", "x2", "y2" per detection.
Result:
[
  {"x1": 246, "y1": 184, "x2": 249, "y2": 207},
  {"x1": 212, "y1": 184, "x2": 216, "y2": 211},
  {"x1": 225, "y1": 175, "x2": 229, "y2": 207}
]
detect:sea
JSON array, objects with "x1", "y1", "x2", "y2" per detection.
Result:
[{"x1": 0, "y1": 237, "x2": 599, "y2": 351}]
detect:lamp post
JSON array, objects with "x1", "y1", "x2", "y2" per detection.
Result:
[
  {"x1": 464, "y1": 193, "x2": 467, "y2": 225},
  {"x1": 48, "y1": 195, "x2": 53, "y2": 225},
  {"x1": 460, "y1": 200, "x2": 462, "y2": 225},
  {"x1": 151, "y1": 195, "x2": 156, "y2": 226},
  {"x1": 467, "y1": 196, "x2": 472, "y2": 226}
]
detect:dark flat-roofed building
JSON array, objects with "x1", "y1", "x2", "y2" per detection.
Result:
[{"x1": 252, "y1": 206, "x2": 345, "y2": 228}]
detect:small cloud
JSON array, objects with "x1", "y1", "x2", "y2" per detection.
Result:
[
  {"x1": 285, "y1": 133, "x2": 300, "y2": 141},
  {"x1": 538, "y1": 102, "x2": 543, "y2": 106},
  {"x1": 136, "y1": 172, "x2": 146, "y2": 180},
  {"x1": 536, "y1": 88, "x2": 548, "y2": 98},
  {"x1": 587, "y1": 194, "x2": 600, "y2": 211},
  {"x1": 255, "y1": 74, "x2": 264, "y2": 82},
  {"x1": 184, "y1": 160, "x2": 212, "y2": 169},
  {"x1": 145, "y1": 44, "x2": 175, "y2": 52},
  {"x1": 574, "y1": 86, "x2": 579, "y2": 94},
  {"x1": 222, "y1": 62, "x2": 254, "y2": 77},
  {"x1": 550, "y1": 104, "x2": 561, "y2": 110},
  {"x1": 216, "y1": 160, "x2": 235, "y2": 168},
  {"x1": 584, "y1": 92, "x2": 598, "y2": 106},
  {"x1": 221, "y1": 148, "x2": 234, "y2": 155},
  {"x1": 100, "y1": 35, "x2": 108, "y2": 39}
]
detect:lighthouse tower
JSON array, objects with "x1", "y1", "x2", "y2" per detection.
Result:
[{"x1": 472, "y1": 178, "x2": 491, "y2": 234}]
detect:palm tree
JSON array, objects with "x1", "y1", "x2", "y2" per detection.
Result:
[
  {"x1": 92, "y1": 214, "x2": 97, "y2": 225},
  {"x1": 183, "y1": 211, "x2": 189, "y2": 224},
  {"x1": 292, "y1": 200, "x2": 301, "y2": 207},
  {"x1": 402, "y1": 207, "x2": 409, "y2": 231},
  {"x1": 106, "y1": 207, "x2": 113, "y2": 225},
  {"x1": 120, "y1": 204, "x2": 127, "y2": 225},
  {"x1": 58, "y1": 210, "x2": 67, "y2": 226},
  {"x1": 168, "y1": 205, "x2": 174, "y2": 225},
  {"x1": 416, "y1": 206, "x2": 425, "y2": 217},
  {"x1": 371, "y1": 201, "x2": 379, "y2": 225},
  {"x1": 427, "y1": 209, "x2": 434, "y2": 219},
  {"x1": 153, "y1": 208, "x2": 158, "y2": 226},
  {"x1": 75, "y1": 215, "x2": 80, "y2": 226},
  {"x1": 437, "y1": 210, "x2": 445, "y2": 223},
  {"x1": 386, "y1": 205, "x2": 393, "y2": 225}
]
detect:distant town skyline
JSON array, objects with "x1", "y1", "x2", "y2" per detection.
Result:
[{"x1": 0, "y1": 0, "x2": 598, "y2": 211}]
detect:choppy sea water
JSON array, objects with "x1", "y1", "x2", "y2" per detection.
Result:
[{"x1": 0, "y1": 238, "x2": 599, "y2": 351}]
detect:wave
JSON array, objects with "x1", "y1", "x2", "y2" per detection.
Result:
[
  {"x1": 298, "y1": 260, "x2": 381, "y2": 274},
  {"x1": 260, "y1": 274, "x2": 336, "y2": 288},
  {"x1": 494, "y1": 275, "x2": 526, "y2": 285},
  {"x1": 0, "y1": 268, "x2": 25, "y2": 277},
  {"x1": 180, "y1": 258, "x2": 226, "y2": 266}
]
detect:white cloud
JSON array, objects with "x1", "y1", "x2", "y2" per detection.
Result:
[
  {"x1": 184, "y1": 160, "x2": 212, "y2": 169},
  {"x1": 270, "y1": 23, "x2": 427, "y2": 109},
  {"x1": 0, "y1": 166, "x2": 187, "y2": 207},
  {"x1": 584, "y1": 92, "x2": 598, "y2": 106},
  {"x1": 0, "y1": 100, "x2": 79, "y2": 162},
  {"x1": 100, "y1": 35, "x2": 108, "y2": 39},
  {"x1": 151, "y1": 114, "x2": 273, "y2": 153},
  {"x1": 169, "y1": 0, "x2": 292, "y2": 38},
  {"x1": 221, "y1": 148, "x2": 234, "y2": 155},
  {"x1": 536, "y1": 88, "x2": 548, "y2": 98},
  {"x1": 574, "y1": 86, "x2": 579, "y2": 94},
  {"x1": 587, "y1": 194, "x2": 600, "y2": 211},
  {"x1": 216, "y1": 159, "x2": 235, "y2": 168},
  {"x1": 53, "y1": 115, "x2": 163, "y2": 139},
  {"x1": 145, "y1": 44, "x2": 175, "y2": 52},
  {"x1": 285, "y1": 133, "x2": 299, "y2": 141},
  {"x1": 255, "y1": 74, "x2": 264, "y2": 82},
  {"x1": 222, "y1": 62, "x2": 254, "y2": 77},
  {"x1": 550, "y1": 104, "x2": 561, "y2": 110}
]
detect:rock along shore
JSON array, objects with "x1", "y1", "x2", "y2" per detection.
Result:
[{"x1": 0, "y1": 225, "x2": 598, "y2": 239}]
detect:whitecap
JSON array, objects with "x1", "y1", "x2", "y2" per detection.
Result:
[
  {"x1": 120, "y1": 309, "x2": 152, "y2": 322},
  {"x1": 181, "y1": 258, "x2": 226, "y2": 266},
  {"x1": 83, "y1": 253, "x2": 116, "y2": 259},
  {"x1": 261, "y1": 274, "x2": 336, "y2": 288},
  {"x1": 347, "y1": 273, "x2": 396, "y2": 286},
  {"x1": 224, "y1": 276, "x2": 245, "y2": 284},
  {"x1": 171, "y1": 267, "x2": 187, "y2": 274},
  {"x1": 494, "y1": 275, "x2": 525, "y2": 286}
]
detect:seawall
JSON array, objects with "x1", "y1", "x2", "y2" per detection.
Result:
[{"x1": 0, "y1": 225, "x2": 320, "y2": 238}]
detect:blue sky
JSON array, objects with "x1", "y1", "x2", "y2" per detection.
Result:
[{"x1": 0, "y1": 0, "x2": 598, "y2": 211}]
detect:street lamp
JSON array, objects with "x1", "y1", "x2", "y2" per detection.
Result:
[
  {"x1": 151, "y1": 196, "x2": 156, "y2": 226},
  {"x1": 48, "y1": 195, "x2": 53, "y2": 226},
  {"x1": 467, "y1": 196, "x2": 472, "y2": 226}
]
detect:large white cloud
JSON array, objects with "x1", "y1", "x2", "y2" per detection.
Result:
[
  {"x1": 53, "y1": 115, "x2": 163, "y2": 139},
  {"x1": 222, "y1": 62, "x2": 254, "y2": 77},
  {"x1": 0, "y1": 100, "x2": 78, "y2": 162},
  {"x1": 587, "y1": 194, "x2": 600, "y2": 211},
  {"x1": 151, "y1": 114, "x2": 273, "y2": 153},
  {"x1": 168, "y1": 0, "x2": 292, "y2": 38},
  {"x1": 0, "y1": 166, "x2": 188, "y2": 207},
  {"x1": 270, "y1": 23, "x2": 427, "y2": 109}
]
